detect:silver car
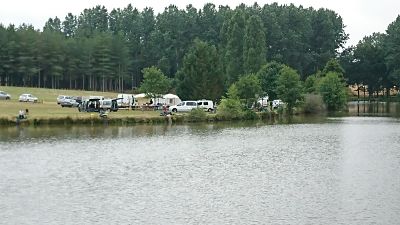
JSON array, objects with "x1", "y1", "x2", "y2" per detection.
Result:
[
  {"x1": 0, "y1": 91, "x2": 11, "y2": 100},
  {"x1": 19, "y1": 94, "x2": 38, "y2": 102}
]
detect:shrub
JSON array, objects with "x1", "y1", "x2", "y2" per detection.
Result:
[
  {"x1": 187, "y1": 108, "x2": 207, "y2": 122},
  {"x1": 303, "y1": 94, "x2": 326, "y2": 114},
  {"x1": 242, "y1": 108, "x2": 259, "y2": 120},
  {"x1": 216, "y1": 98, "x2": 244, "y2": 120},
  {"x1": 319, "y1": 72, "x2": 347, "y2": 111}
]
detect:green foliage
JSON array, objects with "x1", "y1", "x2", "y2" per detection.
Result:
[
  {"x1": 304, "y1": 73, "x2": 322, "y2": 93},
  {"x1": 385, "y1": 16, "x2": 400, "y2": 88},
  {"x1": 322, "y1": 58, "x2": 345, "y2": 76},
  {"x1": 216, "y1": 97, "x2": 244, "y2": 120},
  {"x1": 242, "y1": 108, "x2": 259, "y2": 120},
  {"x1": 227, "y1": 83, "x2": 239, "y2": 99},
  {"x1": 222, "y1": 10, "x2": 246, "y2": 85},
  {"x1": 139, "y1": 66, "x2": 170, "y2": 98},
  {"x1": 243, "y1": 15, "x2": 266, "y2": 73},
  {"x1": 234, "y1": 73, "x2": 262, "y2": 107},
  {"x1": 303, "y1": 94, "x2": 326, "y2": 114},
  {"x1": 277, "y1": 66, "x2": 303, "y2": 114},
  {"x1": 319, "y1": 72, "x2": 347, "y2": 111},
  {"x1": 257, "y1": 61, "x2": 284, "y2": 100},
  {"x1": 187, "y1": 108, "x2": 208, "y2": 122},
  {"x1": 0, "y1": 3, "x2": 349, "y2": 93},
  {"x1": 176, "y1": 39, "x2": 224, "y2": 100},
  {"x1": 353, "y1": 33, "x2": 387, "y2": 95}
]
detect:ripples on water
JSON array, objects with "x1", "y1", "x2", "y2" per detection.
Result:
[{"x1": 0, "y1": 117, "x2": 400, "y2": 224}]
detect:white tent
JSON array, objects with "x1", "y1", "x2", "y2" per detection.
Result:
[
  {"x1": 134, "y1": 93, "x2": 147, "y2": 98},
  {"x1": 134, "y1": 93, "x2": 150, "y2": 105},
  {"x1": 163, "y1": 94, "x2": 181, "y2": 106},
  {"x1": 152, "y1": 93, "x2": 182, "y2": 106}
]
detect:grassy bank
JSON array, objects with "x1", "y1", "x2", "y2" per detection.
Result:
[
  {"x1": 0, "y1": 86, "x2": 167, "y2": 126},
  {"x1": 0, "y1": 86, "x2": 293, "y2": 126}
]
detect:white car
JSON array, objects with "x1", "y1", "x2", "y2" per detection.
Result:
[
  {"x1": 57, "y1": 95, "x2": 70, "y2": 104},
  {"x1": 19, "y1": 94, "x2": 38, "y2": 102},
  {"x1": 272, "y1": 99, "x2": 284, "y2": 108},
  {"x1": 0, "y1": 91, "x2": 11, "y2": 100},
  {"x1": 169, "y1": 101, "x2": 198, "y2": 113},
  {"x1": 197, "y1": 99, "x2": 214, "y2": 112}
]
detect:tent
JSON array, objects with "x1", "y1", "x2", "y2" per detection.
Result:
[
  {"x1": 152, "y1": 93, "x2": 182, "y2": 106},
  {"x1": 163, "y1": 94, "x2": 181, "y2": 106},
  {"x1": 134, "y1": 93, "x2": 151, "y2": 106}
]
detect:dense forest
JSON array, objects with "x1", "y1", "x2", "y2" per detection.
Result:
[{"x1": 0, "y1": 2, "x2": 398, "y2": 99}]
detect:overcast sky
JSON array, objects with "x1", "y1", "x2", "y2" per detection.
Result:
[{"x1": 0, "y1": 0, "x2": 399, "y2": 46}]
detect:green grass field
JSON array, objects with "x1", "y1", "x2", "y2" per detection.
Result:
[{"x1": 0, "y1": 86, "x2": 161, "y2": 121}]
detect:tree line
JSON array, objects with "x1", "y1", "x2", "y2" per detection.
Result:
[
  {"x1": 341, "y1": 16, "x2": 400, "y2": 98},
  {"x1": 0, "y1": 2, "x2": 347, "y2": 96}
]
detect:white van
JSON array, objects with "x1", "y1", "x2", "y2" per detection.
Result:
[
  {"x1": 169, "y1": 101, "x2": 198, "y2": 113},
  {"x1": 272, "y1": 99, "x2": 284, "y2": 108},
  {"x1": 197, "y1": 99, "x2": 214, "y2": 112},
  {"x1": 100, "y1": 98, "x2": 119, "y2": 112},
  {"x1": 117, "y1": 94, "x2": 135, "y2": 108},
  {"x1": 257, "y1": 96, "x2": 269, "y2": 107}
]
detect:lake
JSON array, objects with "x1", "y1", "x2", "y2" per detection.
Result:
[{"x1": 0, "y1": 116, "x2": 400, "y2": 224}]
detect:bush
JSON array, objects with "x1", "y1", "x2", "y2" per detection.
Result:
[
  {"x1": 319, "y1": 72, "x2": 347, "y2": 111},
  {"x1": 187, "y1": 108, "x2": 207, "y2": 122},
  {"x1": 303, "y1": 94, "x2": 326, "y2": 114},
  {"x1": 242, "y1": 108, "x2": 259, "y2": 120},
  {"x1": 216, "y1": 98, "x2": 244, "y2": 120}
]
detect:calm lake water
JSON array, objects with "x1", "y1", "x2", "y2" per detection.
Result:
[{"x1": 1, "y1": 117, "x2": 400, "y2": 224}]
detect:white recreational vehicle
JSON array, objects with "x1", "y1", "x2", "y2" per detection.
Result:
[{"x1": 117, "y1": 94, "x2": 135, "y2": 108}]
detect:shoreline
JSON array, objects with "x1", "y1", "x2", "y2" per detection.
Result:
[{"x1": 0, "y1": 112, "x2": 282, "y2": 127}]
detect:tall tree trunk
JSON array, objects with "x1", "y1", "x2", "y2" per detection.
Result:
[
  {"x1": 82, "y1": 75, "x2": 84, "y2": 90},
  {"x1": 69, "y1": 74, "x2": 72, "y2": 89},
  {"x1": 38, "y1": 70, "x2": 41, "y2": 88},
  {"x1": 102, "y1": 75, "x2": 105, "y2": 92}
]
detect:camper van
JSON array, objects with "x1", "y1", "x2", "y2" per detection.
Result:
[
  {"x1": 100, "y1": 98, "x2": 119, "y2": 112},
  {"x1": 197, "y1": 99, "x2": 214, "y2": 112},
  {"x1": 117, "y1": 94, "x2": 135, "y2": 108}
]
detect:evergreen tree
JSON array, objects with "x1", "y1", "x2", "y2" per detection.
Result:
[
  {"x1": 176, "y1": 39, "x2": 224, "y2": 101},
  {"x1": 62, "y1": 13, "x2": 77, "y2": 37},
  {"x1": 223, "y1": 10, "x2": 246, "y2": 84},
  {"x1": 243, "y1": 15, "x2": 266, "y2": 74}
]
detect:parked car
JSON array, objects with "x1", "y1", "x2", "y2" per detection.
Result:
[
  {"x1": 19, "y1": 94, "x2": 38, "y2": 102},
  {"x1": 100, "y1": 98, "x2": 119, "y2": 112},
  {"x1": 272, "y1": 99, "x2": 284, "y2": 109},
  {"x1": 169, "y1": 101, "x2": 198, "y2": 113},
  {"x1": 60, "y1": 96, "x2": 79, "y2": 107},
  {"x1": 257, "y1": 96, "x2": 269, "y2": 107},
  {"x1": 57, "y1": 95, "x2": 70, "y2": 104},
  {"x1": 197, "y1": 99, "x2": 214, "y2": 112},
  {"x1": 0, "y1": 91, "x2": 11, "y2": 100}
]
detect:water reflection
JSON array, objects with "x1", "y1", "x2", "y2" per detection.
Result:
[
  {"x1": 0, "y1": 117, "x2": 329, "y2": 143},
  {"x1": 348, "y1": 101, "x2": 400, "y2": 117}
]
